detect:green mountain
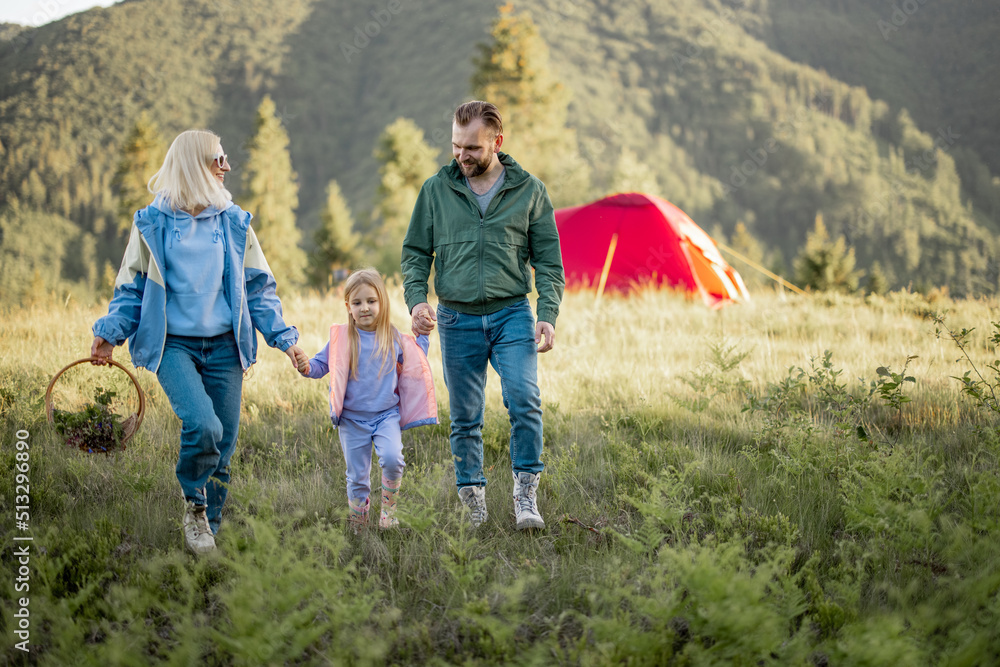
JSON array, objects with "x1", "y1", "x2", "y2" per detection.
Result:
[{"x1": 1, "y1": 0, "x2": 997, "y2": 303}]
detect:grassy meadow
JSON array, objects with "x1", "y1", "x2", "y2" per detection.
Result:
[{"x1": 3, "y1": 286, "x2": 1000, "y2": 664}]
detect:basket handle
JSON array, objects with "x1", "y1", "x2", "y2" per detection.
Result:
[{"x1": 45, "y1": 357, "x2": 146, "y2": 435}]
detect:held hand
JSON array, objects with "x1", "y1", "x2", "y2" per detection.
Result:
[
  {"x1": 286, "y1": 345, "x2": 310, "y2": 375},
  {"x1": 90, "y1": 337, "x2": 114, "y2": 365},
  {"x1": 296, "y1": 348, "x2": 311, "y2": 375},
  {"x1": 535, "y1": 322, "x2": 555, "y2": 353},
  {"x1": 411, "y1": 302, "x2": 437, "y2": 336}
]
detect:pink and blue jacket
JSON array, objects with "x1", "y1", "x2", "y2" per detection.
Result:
[{"x1": 307, "y1": 324, "x2": 438, "y2": 431}]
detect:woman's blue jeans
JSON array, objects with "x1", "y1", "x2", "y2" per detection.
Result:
[
  {"x1": 156, "y1": 332, "x2": 243, "y2": 534},
  {"x1": 437, "y1": 299, "x2": 544, "y2": 489}
]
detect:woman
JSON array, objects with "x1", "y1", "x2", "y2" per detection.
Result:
[{"x1": 91, "y1": 129, "x2": 307, "y2": 556}]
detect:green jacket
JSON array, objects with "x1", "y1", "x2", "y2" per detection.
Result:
[{"x1": 401, "y1": 153, "x2": 565, "y2": 325}]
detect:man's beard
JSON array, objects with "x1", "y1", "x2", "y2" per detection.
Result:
[{"x1": 459, "y1": 154, "x2": 492, "y2": 178}]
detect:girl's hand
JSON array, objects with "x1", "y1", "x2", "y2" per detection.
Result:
[
  {"x1": 296, "y1": 352, "x2": 311, "y2": 376},
  {"x1": 411, "y1": 303, "x2": 436, "y2": 336},
  {"x1": 286, "y1": 345, "x2": 310, "y2": 375}
]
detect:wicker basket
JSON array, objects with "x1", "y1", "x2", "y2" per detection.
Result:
[{"x1": 45, "y1": 357, "x2": 146, "y2": 450}]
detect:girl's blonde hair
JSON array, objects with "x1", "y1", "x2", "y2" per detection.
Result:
[
  {"x1": 344, "y1": 268, "x2": 399, "y2": 380},
  {"x1": 148, "y1": 130, "x2": 232, "y2": 212}
]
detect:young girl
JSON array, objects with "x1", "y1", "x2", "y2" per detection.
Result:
[{"x1": 298, "y1": 268, "x2": 437, "y2": 529}]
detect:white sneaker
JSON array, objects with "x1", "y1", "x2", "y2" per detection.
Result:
[
  {"x1": 513, "y1": 472, "x2": 544, "y2": 530},
  {"x1": 183, "y1": 503, "x2": 216, "y2": 555},
  {"x1": 458, "y1": 486, "x2": 488, "y2": 527}
]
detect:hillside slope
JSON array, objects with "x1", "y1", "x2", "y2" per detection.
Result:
[{"x1": 0, "y1": 0, "x2": 997, "y2": 300}]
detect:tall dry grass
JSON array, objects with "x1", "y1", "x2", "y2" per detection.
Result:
[{"x1": 2, "y1": 286, "x2": 1000, "y2": 664}]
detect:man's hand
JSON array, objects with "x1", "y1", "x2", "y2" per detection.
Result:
[
  {"x1": 90, "y1": 336, "x2": 114, "y2": 365},
  {"x1": 411, "y1": 302, "x2": 437, "y2": 336},
  {"x1": 535, "y1": 322, "x2": 555, "y2": 353},
  {"x1": 285, "y1": 345, "x2": 310, "y2": 375}
]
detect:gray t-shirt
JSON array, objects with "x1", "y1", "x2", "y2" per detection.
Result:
[{"x1": 466, "y1": 167, "x2": 506, "y2": 216}]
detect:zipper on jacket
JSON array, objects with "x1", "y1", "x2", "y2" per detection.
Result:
[
  {"x1": 235, "y1": 219, "x2": 247, "y2": 370},
  {"x1": 477, "y1": 185, "x2": 510, "y2": 307},
  {"x1": 450, "y1": 172, "x2": 513, "y2": 309},
  {"x1": 478, "y1": 210, "x2": 486, "y2": 306}
]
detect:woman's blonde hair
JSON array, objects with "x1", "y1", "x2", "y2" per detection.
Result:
[
  {"x1": 344, "y1": 268, "x2": 399, "y2": 380},
  {"x1": 148, "y1": 130, "x2": 232, "y2": 212}
]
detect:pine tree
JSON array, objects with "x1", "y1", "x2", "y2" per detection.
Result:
[
  {"x1": 610, "y1": 148, "x2": 659, "y2": 196},
  {"x1": 866, "y1": 260, "x2": 890, "y2": 295},
  {"x1": 371, "y1": 117, "x2": 439, "y2": 276},
  {"x1": 241, "y1": 95, "x2": 305, "y2": 288},
  {"x1": 112, "y1": 112, "x2": 166, "y2": 235},
  {"x1": 308, "y1": 180, "x2": 360, "y2": 289},
  {"x1": 793, "y1": 213, "x2": 862, "y2": 293},
  {"x1": 0, "y1": 199, "x2": 84, "y2": 305},
  {"x1": 728, "y1": 222, "x2": 767, "y2": 289},
  {"x1": 471, "y1": 4, "x2": 590, "y2": 206}
]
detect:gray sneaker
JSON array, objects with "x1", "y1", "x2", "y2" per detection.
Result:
[
  {"x1": 183, "y1": 503, "x2": 216, "y2": 555},
  {"x1": 458, "y1": 486, "x2": 488, "y2": 527},
  {"x1": 513, "y1": 472, "x2": 544, "y2": 530}
]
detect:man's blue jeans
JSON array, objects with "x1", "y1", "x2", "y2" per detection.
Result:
[
  {"x1": 437, "y1": 299, "x2": 544, "y2": 488},
  {"x1": 157, "y1": 332, "x2": 243, "y2": 534}
]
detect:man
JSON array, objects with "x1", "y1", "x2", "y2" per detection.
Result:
[{"x1": 402, "y1": 100, "x2": 565, "y2": 530}]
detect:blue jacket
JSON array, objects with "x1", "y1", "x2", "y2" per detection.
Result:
[{"x1": 93, "y1": 200, "x2": 298, "y2": 372}]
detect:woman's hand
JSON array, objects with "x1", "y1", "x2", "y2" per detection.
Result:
[
  {"x1": 286, "y1": 345, "x2": 310, "y2": 375},
  {"x1": 91, "y1": 337, "x2": 114, "y2": 365}
]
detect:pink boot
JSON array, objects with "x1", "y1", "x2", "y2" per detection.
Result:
[
  {"x1": 379, "y1": 476, "x2": 401, "y2": 529},
  {"x1": 348, "y1": 496, "x2": 369, "y2": 533}
]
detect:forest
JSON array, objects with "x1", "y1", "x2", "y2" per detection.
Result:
[
  {"x1": 4, "y1": 2, "x2": 1000, "y2": 663},
  {"x1": 1, "y1": 0, "x2": 998, "y2": 302}
]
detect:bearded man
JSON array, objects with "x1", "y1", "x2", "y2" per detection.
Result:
[{"x1": 401, "y1": 100, "x2": 565, "y2": 530}]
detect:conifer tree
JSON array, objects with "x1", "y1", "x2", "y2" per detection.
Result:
[
  {"x1": 728, "y1": 221, "x2": 767, "y2": 289},
  {"x1": 112, "y1": 112, "x2": 166, "y2": 235},
  {"x1": 0, "y1": 200, "x2": 83, "y2": 304},
  {"x1": 471, "y1": 4, "x2": 590, "y2": 206},
  {"x1": 308, "y1": 180, "x2": 360, "y2": 289},
  {"x1": 241, "y1": 95, "x2": 305, "y2": 287},
  {"x1": 371, "y1": 117, "x2": 439, "y2": 275},
  {"x1": 866, "y1": 260, "x2": 890, "y2": 295},
  {"x1": 610, "y1": 148, "x2": 659, "y2": 196},
  {"x1": 793, "y1": 213, "x2": 861, "y2": 293}
]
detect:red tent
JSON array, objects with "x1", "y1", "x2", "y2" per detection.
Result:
[{"x1": 554, "y1": 192, "x2": 749, "y2": 308}]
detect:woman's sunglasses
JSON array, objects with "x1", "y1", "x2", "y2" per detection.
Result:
[{"x1": 212, "y1": 152, "x2": 229, "y2": 169}]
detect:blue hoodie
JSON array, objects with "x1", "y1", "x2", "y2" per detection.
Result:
[
  {"x1": 93, "y1": 197, "x2": 298, "y2": 372},
  {"x1": 158, "y1": 195, "x2": 233, "y2": 337}
]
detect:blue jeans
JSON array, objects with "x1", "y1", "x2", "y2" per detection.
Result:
[
  {"x1": 157, "y1": 332, "x2": 243, "y2": 534},
  {"x1": 337, "y1": 407, "x2": 405, "y2": 502},
  {"x1": 437, "y1": 299, "x2": 544, "y2": 488}
]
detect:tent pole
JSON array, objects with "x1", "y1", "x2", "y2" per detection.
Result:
[
  {"x1": 595, "y1": 233, "x2": 619, "y2": 304},
  {"x1": 714, "y1": 241, "x2": 808, "y2": 296}
]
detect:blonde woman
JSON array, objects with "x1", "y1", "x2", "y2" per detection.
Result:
[{"x1": 91, "y1": 130, "x2": 307, "y2": 556}]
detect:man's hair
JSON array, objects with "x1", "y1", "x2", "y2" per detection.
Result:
[{"x1": 453, "y1": 101, "x2": 503, "y2": 139}]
